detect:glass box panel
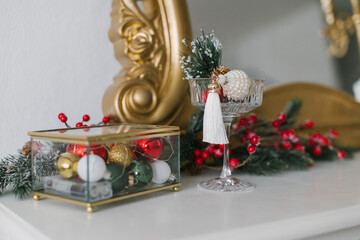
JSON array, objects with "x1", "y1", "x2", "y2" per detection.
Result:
[{"x1": 29, "y1": 124, "x2": 180, "y2": 207}]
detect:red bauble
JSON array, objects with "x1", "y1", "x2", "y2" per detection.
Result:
[
  {"x1": 135, "y1": 138, "x2": 163, "y2": 159},
  {"x1": 66, "y1": 144, "x2": 108, "y2": 160}
]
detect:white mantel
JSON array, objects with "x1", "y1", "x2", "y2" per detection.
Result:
[{"x1": 2, "y1": 153, "x2": 360, "y2": 240}]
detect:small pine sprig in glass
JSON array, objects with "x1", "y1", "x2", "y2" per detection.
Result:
[{"x1": 180, "y1": 30, "x2": 223, "y2": 79}]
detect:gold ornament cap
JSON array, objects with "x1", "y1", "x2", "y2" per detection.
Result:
[
  {"x1": 208, "y1": 80, "x2": 221, "y2": 93},
  {"x1": 57, "y1": 152, "x2": 80, "y2": 179}
]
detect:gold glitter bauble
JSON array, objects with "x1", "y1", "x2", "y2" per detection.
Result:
[
  {"x1": 108, "y1": 144, "x2": 133, "y2": 167},
  {"x1": 57, "y1": 152, "x2": 79, "y2": 179}
]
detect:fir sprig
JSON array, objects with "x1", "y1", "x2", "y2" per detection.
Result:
[
  {"x1": 0, "y1": 141, "x2": 63, "y2": 200},
  {"x1": 236, "y1": 148, "x2": 309, "y2": 175},
  {"x1": 283, "y1": 98, "x2": 302, "y2": 126},
  {"x1": 0, "y1": 151, "x2": 32, "y2": 199},
  {"x1": 180, "y1": 30, "x2": 222, "y2": 79}
]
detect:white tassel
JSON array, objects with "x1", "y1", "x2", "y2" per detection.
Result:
[{"x1": 203, "y1": 82, "x2": 229, "y2": 144}]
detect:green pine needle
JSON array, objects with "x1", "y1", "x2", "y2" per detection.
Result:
[
  {"x1": 180, "y1": 30, "x2": 222, "y2": 79},
  {"x1": 0, "y1": 151, "x2": 32, "y2": 199}
]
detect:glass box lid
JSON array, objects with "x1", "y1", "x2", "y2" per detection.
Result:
[{"x1": 28, "y1": 124, "x2": 180, "y2": 145}]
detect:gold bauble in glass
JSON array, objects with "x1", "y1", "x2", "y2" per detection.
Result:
[
  {"x1": 57, "y1": 152, "x2": 79, "y2": 179},
  {"x1": 108, "y1": 144, "x2": 133, "y2": 167}
]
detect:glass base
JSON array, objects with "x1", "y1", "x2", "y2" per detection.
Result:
[{"x1": 198, "y1": 177, "x2": 255, "y2": 192}]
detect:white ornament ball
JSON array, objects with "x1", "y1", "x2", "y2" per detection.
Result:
[
  {"x1": 150, "y1": 161, "x2": 171, "y2": 184},
  {"x1": 77, "y1": 155, "x2": 107, "y2": 182},
  {"x1": 218, "y1": 70, "x2": 251, "y2": 101}
]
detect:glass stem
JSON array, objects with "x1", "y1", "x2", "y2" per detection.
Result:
[{"x1": 220, "y1": 121, "x2": 232, "y2": 179}]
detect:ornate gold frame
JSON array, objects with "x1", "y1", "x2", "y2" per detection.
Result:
[
  {"x1": 320, "y1": 0, "x2": 359, "y2": 58},
  {"x1": 102, "y1": 0, "x2": 193, "y2": 129}
]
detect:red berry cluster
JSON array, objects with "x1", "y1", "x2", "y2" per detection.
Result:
[
  {"x1": 193, "y1": 144, "x2": 239, "y2": 166},
  {"x1": 308, "y1": 130, "x2": 345, "y2": 159},
  {"x1": 272, "y1": 112, "x2": 287, "y2": 128},
  {"x1": 279, "y1": 129, "x2": 303, "y2": 151},
  {"x1": 58, "y1": 113, "x2": 110, "y2": 128},
  {"x1": 233, "y1": 113, "x2": 258, "y2": 130}
]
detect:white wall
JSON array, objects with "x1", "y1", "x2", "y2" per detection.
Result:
[
  {"x1": 0, "y1": 0, "x2": 118, "y2": 158},
  {"x1": 188, "y1": 0, "x2": 338, "y2": 87},
  {"x1": 0, "y1": 0, "x2": 338, "y2": 158}
]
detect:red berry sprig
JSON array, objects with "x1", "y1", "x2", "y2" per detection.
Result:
[
  {"x1": 58, "y1": 113, "x2": 70, "y2": 128},
  {"x1": 58, "y1": 113, "x2": 112, "y2": 129}
]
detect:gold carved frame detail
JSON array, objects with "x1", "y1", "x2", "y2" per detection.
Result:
[{"x1": 102, "y1": 0, "x2": 193, "y2": 128}]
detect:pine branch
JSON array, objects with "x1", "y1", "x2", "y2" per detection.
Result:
[
  {"x1": 180, "y1": 110, "x2": 204, "y2": 163},
  {"x1": 0, "y1": 151, "x2": 32, "y2": 199},
  {"x1": 283, "y1": 98, "x2": 302, "y2": 126},
  {"x1": 236, "y1": 148, "x2": 309, "y2": 175},
  {"x1": 180, "y1": 30, "x2": 222, "y2": 79}
]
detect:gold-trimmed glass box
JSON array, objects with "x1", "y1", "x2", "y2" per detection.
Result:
[{"x1": 28, "y1": 124, "x2": 180, "y2": 212}]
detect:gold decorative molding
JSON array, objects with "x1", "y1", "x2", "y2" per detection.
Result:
[
  {"x1": 253, "y1": 82, "x2": 360, "y2": 147},
  {"x1": 103, "y1": 0, "x2": 193, "y2": 129},
  {"x1": 320, "y1": 0, "x2": 355, "y2": 57}
]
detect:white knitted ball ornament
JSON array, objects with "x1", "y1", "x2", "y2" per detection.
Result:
[{"x1": 217, "y1": 70, "x2": 251, "y2": 101}]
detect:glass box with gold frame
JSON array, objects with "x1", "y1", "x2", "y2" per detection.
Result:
[{"x1": 28, "y1": 124, "x2": 180, "y2": 212}]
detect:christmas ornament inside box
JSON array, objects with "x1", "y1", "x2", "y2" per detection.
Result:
[{"x1": 28, "y1": 124, "x2": 180, "y2": 212}]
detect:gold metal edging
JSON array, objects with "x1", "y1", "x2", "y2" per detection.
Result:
[
  {"x1": 30, "y1": 131, "x2": 180, "y2": 145},
  {"x1": 91, "y1": 183, "x2": 181, "y2": 206},
  {"x1": 31, "y1": 183, "x2": 181, "y2": 208},
  {"x1": 28, "y1": 123, "x2": 180, "y2": 145}
]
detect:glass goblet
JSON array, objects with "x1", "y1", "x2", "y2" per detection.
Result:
[{"x1": 188, "y1": 78, "x2": 264, "y2": 192}]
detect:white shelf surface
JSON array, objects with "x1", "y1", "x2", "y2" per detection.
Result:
[{"x1": 2, "y1": 153, "x2": 360, "y2": 240}]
